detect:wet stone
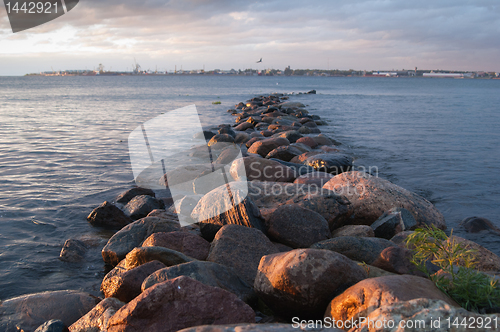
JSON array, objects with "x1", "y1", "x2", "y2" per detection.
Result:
[
  {"x1": 116, "y1": 187, "x2": 156, "y2": 205},
  {"x1": 87, "y1": 201, "x2": 132, "y2": 229},
  {"x1": 102, "y1": 215, "x2": 180, "y2": 266},
  {"x1": 59, "y1": 239, "x2": 87, "y2": 263},
  {"x1": 124, "y1": 195, "x2": 165, "y2": 220}
]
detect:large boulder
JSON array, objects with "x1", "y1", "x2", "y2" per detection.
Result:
[
  {"x1": 247, "y1": 137, "x2": 290, "y2": 157},
  {"x1": 254, "y1": 249, "x2": 367, "y2": 319},
  {"x1": 272, "y1": 130, "x2": 303, "y2": 143},
  {"x1": 87, "y1": 201, "x2": 132, "y2": 229},
  {"x1": 101, "y1": 260, "x2": 166, "y2": 302},
  {"x1": 116, "y1": 187, "x2": 155, "y2": 204},
  {"x1": 234, "y1": 122, "x2": 254, "y2": 131},
  {"x1": 208, "y1": 134, "x2": 235, "y2": 147},
  {"x1": 218, "y1": 127, "x2": 236, "y2": 138},
  {"x1": 207, "y1": 224, "x2": 279, "y2": 285},
  {"x1": 0, "y1": 290, "x2": 100, "y2": 332},
  {"x1": 69, "y1": 297, "x2": 125, "y2": 332},
  {"x1": 190, "y1": 182, "x2": 266, "y2": 241},
  {"x1": 120, "y1": 246, "x2": 194, "y2": 270},
  {"x1": 246, "y1": 182, "x2": 352, "y2": 230},
  {"x1": 124, "y1": 195, "x2": 165, "y2": 220},
  {"x1": 106, "y1": 276, "x2": 255, "y2": 332},
  {"x1": 296, "y1": 137, "x2": 318, "y2": 148},
  {"x1": 142, "y1": 231, "x2": 210, "y2": 261},
  {"x1": 460, "y1": 216, "x2": 500, "y2": 234},
  {"x1": 245, "y1": 137, "x2": 264, "y2": 149},
  {"x1": 313, "y1": 134, "x2": 337, "y2": 146},
  {"x1": 59, "y1": 239, "x2": 87, "y2": 263},
  {"x1": 264, "y1": 204, "x2": 330, "y2": 248},
  {"x1": 101, "y1": 215, "x2": 180, "y2": 266},
  {"x1": 352, "y1": 298, "x2": 499, "y2": 332},
  {"x1": 286, "y1": 192, "x2": 353, "y2": 231},
  {"x1": 310, "y1": 236, "x2": 396, "y2": 264},
  {"x1": 323, "y1": 171, "x2": 446, "y2": 229},
  {"x1": 142, "y1": 261, "x2": 255, "y2": 304},
  {"x1": 230, "y1": 157, "x2": 296, "y2": 182},
  {"x1": 324, "y1": 275, "x2": 458, "y2": 323},
  {"x1": 265, "y1": 145, "x2": 303, "y2": 162}
]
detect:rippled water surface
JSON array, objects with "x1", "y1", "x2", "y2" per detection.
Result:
[{"x1": 0, "y1": 76, "x2": 499, "y2": 299}]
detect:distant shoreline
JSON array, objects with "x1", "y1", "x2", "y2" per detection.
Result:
[
  {"x1": 20, "y1": 73, "x2": 500, "y2": 79},
  {"x1": 22, "y1": 68, "x2": 499, "y2": 79}
]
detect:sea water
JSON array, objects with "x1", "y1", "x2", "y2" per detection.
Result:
[{"x1": 0, "y1": 75, "x2": 499, "y2": 299}]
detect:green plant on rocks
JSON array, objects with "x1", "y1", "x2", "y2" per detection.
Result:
[{"x1": 405, "y1": 225, "x2": 500, "y2": 312}]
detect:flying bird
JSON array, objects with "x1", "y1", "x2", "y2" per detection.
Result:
[{"x1": 256, "y1": 58, "x2": 262, "y2": 63}]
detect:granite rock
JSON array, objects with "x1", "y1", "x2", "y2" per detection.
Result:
[
  {"x1": 0, "y1": 290, "x2": 100, "y2": 332},
  {"x1": 207, "y1": 224, "x2": 279, "y2": 285},
  {"x1": 324, "y1": 275, "x2": 458, "y2": 323},
  {"x1": 87, "y1": 201, "x2": 132, "y2": 229},
  {"x1": 264, "y1": 204, "x2": 330, "y2": 248},
  {"x1": 254, "y1": 249, "x2": 367, "y2": 319},
  {"x1": 323, "y1": 171, "x2": 446, "y2": 229},
  {"x1": 106, "y1": 276, "x2": 255, "y2": 332},
  {"x1": 142, "y1": 261, "x2": 255, "y2": 304},
  {"x1": 310, "y1": 236, "x2": 396, "y2": 264}
]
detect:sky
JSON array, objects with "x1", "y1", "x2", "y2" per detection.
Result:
[{"x1": 0, "y1": 0, "x2": 499, "y2": 75}]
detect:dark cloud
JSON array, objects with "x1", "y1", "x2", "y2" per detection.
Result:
[{"x1": 1, "y1": 0, "x2": 499, "y2": 74}]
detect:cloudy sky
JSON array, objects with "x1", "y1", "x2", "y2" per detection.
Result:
[{"x1": 0, "y1": 0, "x2": 499, "y2": 75}]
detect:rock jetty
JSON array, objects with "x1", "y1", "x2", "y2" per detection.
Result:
[{"x1": 2, "y1": 92, "x2": 499, "y2": 332}]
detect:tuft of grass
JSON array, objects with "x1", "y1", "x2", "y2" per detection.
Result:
[
  {"x1": 406, "y1": 225, "x2": 500, "y2": 312},
  {"x1": 212, "y1": 101, "x2": 221, "y2": 105}
]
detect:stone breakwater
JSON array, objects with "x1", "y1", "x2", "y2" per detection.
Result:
[{"x1": 2, "y1": 92, "x2": 500, "y2": 332}]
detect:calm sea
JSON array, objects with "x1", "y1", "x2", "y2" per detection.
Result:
[{"x1": 0, "y1": 75, "x2": 499, "y2": 299}]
